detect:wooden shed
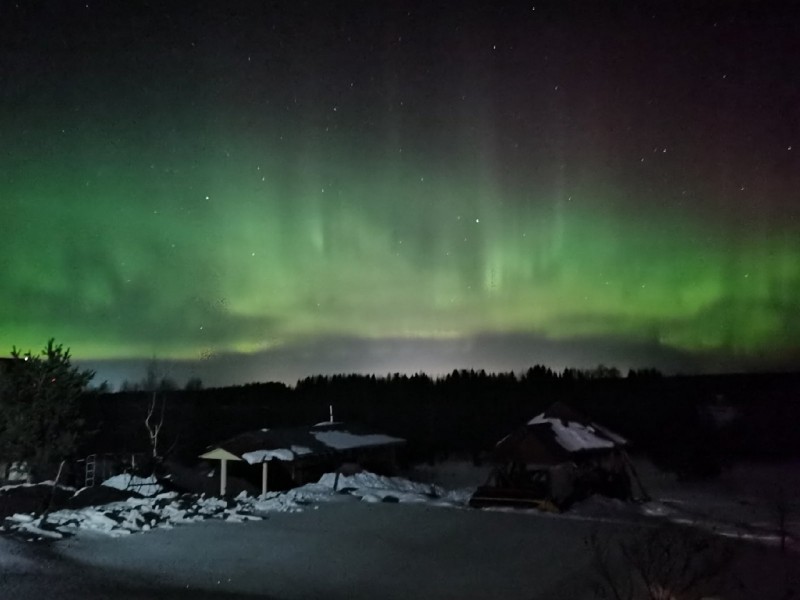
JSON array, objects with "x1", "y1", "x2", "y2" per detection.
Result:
[{"x1": 472, "y1": 402, "x2": 647, "y2": 509}]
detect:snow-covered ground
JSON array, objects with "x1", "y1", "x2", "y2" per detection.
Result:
[
  {"x1": 54, "y1": 501, "x2": 609, "y2": 600},
  {"x1": 0, "y1": 471, "x2": 471, "y2": 541},
  {"x1": 634, "y1": 457, "x2": 800, "y2": 544},
  {"x1": 0, "y1": 459, "x2": 797, "y2": 599}
]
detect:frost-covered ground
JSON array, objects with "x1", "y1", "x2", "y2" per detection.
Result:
[{"x1": 0, "y1": 460, "x2": 797, "y2": 599}]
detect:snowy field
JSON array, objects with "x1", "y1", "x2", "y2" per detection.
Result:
[{"x1": 0, "y1": 459, "x2": 797, "y2": 599}]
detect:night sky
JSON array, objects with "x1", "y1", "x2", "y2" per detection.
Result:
[{"x1": 2, "y1": 1, "x2": 799, "y2": 386}]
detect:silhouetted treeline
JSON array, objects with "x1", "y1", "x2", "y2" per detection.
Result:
[{"x1": 79, "y1": 367, "x2": 800, "y2": 478}]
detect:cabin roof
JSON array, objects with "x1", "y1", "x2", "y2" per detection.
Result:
[
  {"x1": 202, "y1": 422, "x2": 405, "y2": 464},
  {"x1": 495, "y1": 402, "x2": 626, "y2": 465}
]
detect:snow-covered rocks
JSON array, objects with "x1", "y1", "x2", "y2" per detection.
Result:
[
  {"x1": 1, "y1": 491, "x2": 267, "y2": 541},
  {"x1": 0, "y1": 471, "x2": 472, "y2": 542},
  {"x1": 101, "y1": 474, "x2": 163, "y2": 497}
]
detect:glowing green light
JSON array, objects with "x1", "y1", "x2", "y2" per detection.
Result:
[{"x1": 1, "y1": 127, "x2": 798, "y2": 367}]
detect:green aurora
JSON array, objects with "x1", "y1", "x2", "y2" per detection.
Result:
[
  {"x1": 2, "y1": 2, "x2": 799, "y2": 382},
  {"x1": 3, "y1": 132, "x2": 798, "y2": 365}
]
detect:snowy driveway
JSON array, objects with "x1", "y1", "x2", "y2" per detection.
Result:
[{"x1": 52, "y1": 501, "x2": 611, "y2": 600}]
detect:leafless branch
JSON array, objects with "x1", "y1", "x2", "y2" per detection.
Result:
[
  {"x1": 589, "y1": 524, "x2": 734, "y2": 600},
  {"x1": 144, "y1": 392, "x2": 165, "y2": 459}
]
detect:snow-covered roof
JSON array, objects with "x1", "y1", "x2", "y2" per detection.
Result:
[
  {"x1": 202, "y1": 422, "x2": 405, "y2": 463},
  {"x1": 528, "y1": 415, "x2": 616, "y2": 452},
  {"x1": 494, "y1": 403, "x2": 627, "y2": 465},
  {"x1": 311, "y1": 430, "x2": 404, "y2": 450},
  {"x1": 591, "y1": 423, "x2": 628, "y2": 446},
  {"x1": 241, "y1": 446, "x2": 314, "y2": 464}
]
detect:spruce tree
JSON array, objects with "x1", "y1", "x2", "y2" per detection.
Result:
[{"x1": 0, "y1": 339, "x2": 94, "y2": 480}]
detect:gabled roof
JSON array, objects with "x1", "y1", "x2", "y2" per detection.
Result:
[
  {"x1": 494, "y1": 402, "x2": 626, "y2": 465},
  {"x1": 202, "y1": 422, "x2": 405, "y2": 464}
]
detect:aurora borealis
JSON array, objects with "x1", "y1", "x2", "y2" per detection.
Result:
[{"x1": 2, "y1": 2, "x2": 799, "y2": 385}]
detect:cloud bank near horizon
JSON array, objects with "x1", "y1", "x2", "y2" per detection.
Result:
[{"x1": 76, "y1": 332, "x2": 793, "y2": 389}]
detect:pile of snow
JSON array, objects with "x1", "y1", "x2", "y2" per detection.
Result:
[
  {"x1": 1, "y1": 490, "x2": 305, "y2": 541},
  {"x1": 0, "y1": 471, "x2": 471, "y2": 542},
  {"x1": 313, "y1": 471, "x2": 473, "y2": 506},
  {"x1": 101, "y1": 474, "x2": 163, "y2": 497},
  {"x1": 237, "y1": 490, "x2": 309, "y2": 514}
]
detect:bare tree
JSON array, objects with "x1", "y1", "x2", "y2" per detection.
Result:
[
  {"x1": 587, "y1": 523, "x2": 734, "y2": 600},
  {"x1": 762, "y1": 482, "x2": 796, "y2": 558},
  {"x1": 139, "y1": 360, "x2": 176, "y2": 461},
  {"x1": 144, "y1": 391, "x2": 165, "y2": 459}
]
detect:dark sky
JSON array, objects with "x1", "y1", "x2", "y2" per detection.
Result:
[{"x1": 2, "y1": 1, "x2": 799, "y2": 386}]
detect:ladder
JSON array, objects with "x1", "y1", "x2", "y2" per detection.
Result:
[{"x1": 85, "y1": 454, "x2": 96, "y2": 488}]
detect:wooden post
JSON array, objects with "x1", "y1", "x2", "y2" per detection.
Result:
[
  {"x1": 220, "y1": 459, "x2": 228, "y2": 497},
  {"x1": 262, "y1": 461, "x2": 269, "y2": 496}
]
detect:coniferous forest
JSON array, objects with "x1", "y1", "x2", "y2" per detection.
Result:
[{"x1": 80, "y1": 368, "x2": 800, "y2": 479}]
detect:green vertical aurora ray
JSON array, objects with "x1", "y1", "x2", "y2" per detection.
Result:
[
  {"x1": 1, "y1": 122, "x2": 798, "y2": 366},
  {"x1": 2, "y1": 0, "x2": 799, "y2": 375}
]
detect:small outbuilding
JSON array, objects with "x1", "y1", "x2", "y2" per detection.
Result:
[
  {"x1": 200, "y1": 420, "x2": 405, "y2": 496},
  {"x1": 471, "y1": 402, "x2": 647, "y2": 509}
]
